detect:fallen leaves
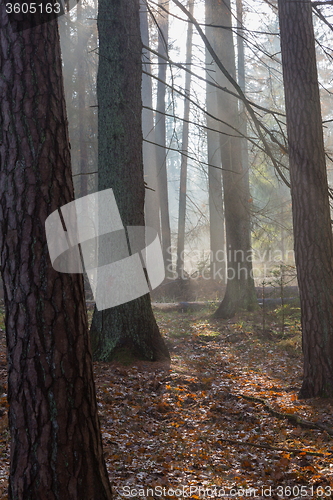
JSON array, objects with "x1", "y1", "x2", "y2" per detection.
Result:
[
  {"x1": 87, "y1": 307, "x2": 333, "y2": 498},
  {"x1": 0, "y1": 303, "x2": 332, "y2": 499}
]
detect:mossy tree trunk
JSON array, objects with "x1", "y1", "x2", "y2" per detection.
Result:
[
  {"x1": 0, "y1": 13, "x2": 112, "y2": 500},
  {"x1": 278, "y1": 0, "x2": 333, "y2": 398},
  {"x1": 89, "y1": 0, "x2": 170, "y2": 363}
]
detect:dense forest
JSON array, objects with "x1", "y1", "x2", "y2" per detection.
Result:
[{"x1": 0, "y1": 0, "x2": 333, "y2": 498}]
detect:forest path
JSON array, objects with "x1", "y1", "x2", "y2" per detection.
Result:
[
  {"x1": 0, "y1": 304, "x2": 332, "y2": 498},
  {"x1": 94, "y1": 305, "x2": 333, "y2": 499}
]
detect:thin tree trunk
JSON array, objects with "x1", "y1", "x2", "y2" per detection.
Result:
[
  {"x1": 0, "y1": 14, "x2": 112, "y2": 500},
  {"x1": 236, "y1": 0, "x2": 251, "y2": 230},
  {"x1": 88, "y1": 19, "x2": 98, "y2": 196},
  {"x1": 89, "y1": 0, "x2": 170, "y2": 363},
  {"x1": 236, "y1": 0, "x2": 250, "y2": 199},
  {"x1": 140, "y1": 0, "x2": 161, "y2": 237},
  {"x1": 77, "y1": 1, "x2": 89, "y2": 198},
  {"x1": 176, "y1": 0, "x2": 194, "y2": 278},
  {"x1": 59, "y1": 13, "x2": 73, "y2": 110},
  {"x1": 278, "y1": 0, "x2": 333, "y2": 398},
  {"x1": 205, "y1": 0, "x2": 225, "y2": 283},
  {"x1": 155, "y1": 0, "x2": 172, "y2": 277},
  {"x1": 211, "y1": 0, "x2": 257, "y2": 319}
]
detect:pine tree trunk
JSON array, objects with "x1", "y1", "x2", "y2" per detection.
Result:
[
  {"x1": 176, "y1": 0, "x2": 194, "y2": 278},
  {"x1": 155, "y1": 0, "x2": 172, "y2": 278},
  {"x1": 210, "y1": 0, "x2": 257, "y2": 319},
  {"x1": 0, "y1": 15, "x2": 112, "y2": 500},
  {"x1": 278, "y1": 0, "x2": 333, "y2": 398},
  {"x1": 89, "y1": 0, "x2": 170, "y2": 363},
  {"x1": 205, "y1": 0, "x2": 225, "y2": 283},
  {"x1": 140, "y1": 0, "x2": 161, "y2": 237},
  {"x1": 236, "y1": 0, "x2": 251, "y2": 235},
  {"x1": 207, "y1": 124, "x2": 225, "y2": 282},
  {"x1": 77, "y1": 1, "x2": 89, "y2": 198}
]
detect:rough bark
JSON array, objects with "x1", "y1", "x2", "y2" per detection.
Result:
[
  {"x1": 155, "y1": 0, "x2": 172, "y2": 278},
  {"x1": 0, "y1": 13, "x2": 112, "y2": 500},
  {"x1": 140, "y1": 0, "x2": 161, "y2": 237},
  {"x1": 205, "y1": 0, "x2": 225, "y2": 283},
  {"x1": 210, "y1": 0, "x2": 257, "y2": 319},
  {"x1": 176, "y1": 0, "x2": 194, "y2": 278},
  {"x1": 278, "y1": 0, "x2": 333, "y2": 398},
  {"x1": 89, "y1": 0, "x2": 170, "y2": 363}
]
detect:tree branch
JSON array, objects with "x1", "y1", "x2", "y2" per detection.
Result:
[{"x1": 172, "y1": 0, "x2": 291, "y2": 188}]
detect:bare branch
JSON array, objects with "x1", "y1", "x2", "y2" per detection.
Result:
[{"x1": 172, "y1": 0, "x2": 291, "y2": 187}]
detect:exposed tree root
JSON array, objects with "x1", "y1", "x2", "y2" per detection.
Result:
[
  {"x1": 216, "y1": 437, "x2": 329, "y2": 457},
  {"x1": 237, "y1": 393, "x2": 333, "y2": 436}
]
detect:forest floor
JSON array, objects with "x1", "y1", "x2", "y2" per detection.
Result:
[{"x1": 0, "y1": 301, "x2": 332, "y2": 499}]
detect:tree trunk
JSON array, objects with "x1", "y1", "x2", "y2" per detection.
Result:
[
  {"x1": 176, "y1": 0, "x2": 194, "y2": 278},
  {"x1": 155, "y1": 0, "x2": 172, "y2": 278},
  {"x1": 210, "y1": 0, "x2": 257, "y2": 319},
  {"x1": 236, "y1": 0, "x2": 251, "y2": 236},
  {"x1": 89, "y1": 0, "x2": 170, "y2": 363},
  {"x1": 77, "y1": 1, "x2": 89, "y2": 198},
  {"x1": 140, "y1": 0, "x2": 161, "y2": 237},
  {"x1": 205, "y1": 0, "x2": 225, "y2": 283},
  {"x1": 0, "y1": 15, "x2": 112, "y2": 500},
  {"x1": 278, "y1": 0, "x2": 333, "y2": 398}
]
